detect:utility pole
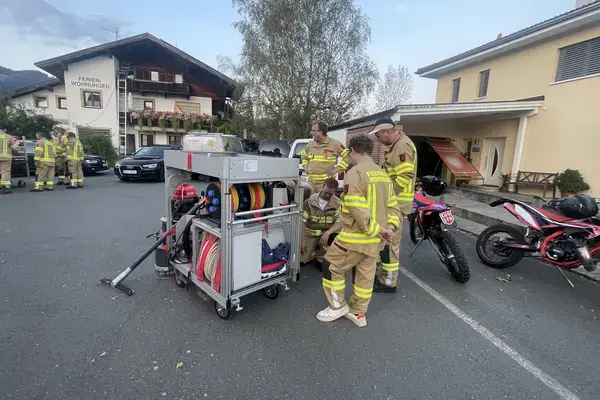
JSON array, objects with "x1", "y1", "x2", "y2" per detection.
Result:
[{"x1": 102, "y1": 27, "x2": 120, "y2": 41}]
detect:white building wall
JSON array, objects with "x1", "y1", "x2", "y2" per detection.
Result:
[
  {"x1": 129, "y1": 95, "x2": 212, "y2": 115},
  {"x1": 10, "y1": 85, "x2": 70, "y2": 133},
  {"x1": 63, "y1": 55, "x2": 120, "y2": 149}
]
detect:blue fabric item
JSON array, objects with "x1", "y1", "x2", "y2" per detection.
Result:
[{"x1": 261, "y1": 240, "x2": 290, "y2": 265}]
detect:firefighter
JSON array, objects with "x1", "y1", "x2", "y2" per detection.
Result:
[
  {"x1": 31, "y1": 132, "x2": 55, "y2": 192},
  {"x1": 301, "y1": 177, "x2": 343, "y2": 270},
  {"x1": 65, "y1": 131, "x2": 84, "y2": 189},
  {"x1": 0, "y1": 125, "x2": 19, "y2": 195},
  {"x1": 300, "y1": 121, "x2": 350, "y2": 196},
  {"x1": 52, "y1": 131, "x2": 68, "y2": 185},
  {"x1": 317, "y1": 134, "x2": 401, "y2": 328},
  {"x1": 369, "y1": 117, "x2": 417, "y2": 293}
]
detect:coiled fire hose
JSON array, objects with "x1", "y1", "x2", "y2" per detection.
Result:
[{"x1": 197, "y1": 232, "x2": 222, "y2": 291}]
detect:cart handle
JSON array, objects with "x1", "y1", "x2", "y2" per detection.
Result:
[
  {"x1": 235, "y1": 203, "x2": 298, "y2": 217},
  {"x1": 229, "y1": 210, "x2": 300, "y2": 225}
]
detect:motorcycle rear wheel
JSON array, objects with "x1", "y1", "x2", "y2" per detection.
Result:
[
  {"x1": 476, "y1": 224, "x2": 526, "y2": 269},
  {"x1": 432, "y1": 230, "x2": 470, "y2": 283}
]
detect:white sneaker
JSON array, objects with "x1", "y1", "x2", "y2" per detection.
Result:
[
  {"x1": 316, "y1": 305, "x2": 350, "y2": 322},
  {"x1": 344, "y1": 312, "x2": 367, "y2": 327}
]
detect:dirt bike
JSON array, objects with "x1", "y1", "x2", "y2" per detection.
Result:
[
  {"x1": 476, "y1": 195, "x2": 600, "y2": 287},
  {"x1": 407, "y1": 176, "x2": 470, "y2": 283}
]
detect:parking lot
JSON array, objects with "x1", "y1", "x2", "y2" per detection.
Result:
[{"x1": 1, "y1": 173, "x2": 600, "y2": 400}]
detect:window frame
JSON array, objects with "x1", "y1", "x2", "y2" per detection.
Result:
[
  {"x1": 35, "y1": 96, "x2": 48, "y2": 108},
  {"x1": 81, "y1": 90, "x2": 102, "y2": 109},
  {"x1": 56, "y1": 96, "x2": 68, "y2": 110},
  {"x1": 451, "y1": 78, "x2": 461, "y2": 103},
  {"x1": 143, "y1": 100, "x2": 155, "y2": 110},
  {"x1": 477, "y1": 69, "x2": 490, "y2": 99}
]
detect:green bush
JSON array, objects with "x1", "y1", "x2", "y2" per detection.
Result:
[
  {"x1": 557, "y1": 169, "x2": 590, "y2": 194},
  {"x1": 78, "y1": 131, "x2": 119, "y2": 166}
]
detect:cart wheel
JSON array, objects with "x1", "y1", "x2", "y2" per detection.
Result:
[
  {"x1": 263, "y1": 285, "x2": 279, "y2": 300},
  {"x1": 17, "y1": 181, "x2": 26, "y2": 188},
  {"x1": 214, "y1": 301, "x2": 231, "y2": 320},
  {"x1": 174, "y1": 269, "x2": 186, "y2": 288}
]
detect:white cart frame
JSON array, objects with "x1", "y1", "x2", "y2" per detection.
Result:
[{"x1": 163, "y1": 150, "x2": 303, "y2": 318}]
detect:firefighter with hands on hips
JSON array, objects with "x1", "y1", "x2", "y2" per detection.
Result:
[
  {"x1": 301, "y1": 177, "x2": 343, "y2": 270},
  {"x1": 31, "y1": 132, "x2": 55, "y2": 192},
  {"x1": 65, "y1": 131, "x2": 85, "y2": 189},
  {"x1": 52, "y1": 130, "x2": 69, "y2": 185},
  {"x1": 300, "y1": 121, "x2": 350, "y2": 196},
  {"x1": 317, "y1": 134, "x2": 401, "y2": 328},
  {"x1": 0, "y1": 125, "x2": 19, "y2": 195},
  {"x1": 369, "y1": 117, "x2": 417, "y2": 293}
]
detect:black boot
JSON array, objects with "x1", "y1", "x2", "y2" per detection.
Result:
[
  {"x1": 29, "y1": 188, "x2": 43, "y2": 192},
  {"x1": 66, "y1": 185, "x2": 78, "y2": 190},
  {"x1": 373, "y1": 279, "x2": 397, "y2": 294},
  {"x1": 0, "y1": 188, "x2": 12, "y2": 195},
  {"x1": 57, "y1": 181, "x2": 64, "y2": 186}
]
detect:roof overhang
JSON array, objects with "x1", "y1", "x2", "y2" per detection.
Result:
[
  {"x1": 0, "y1": 78, "x2": 61, "y2": 100},
  {"x1": 416, "y1": 2, "x2": 600, "y2": 79},
  {"x1": 33, "y1": 33, "x2": 243, "y2": 99},
  {"x1": 390, "y1": 99, "x2": 544, "y2": 123}
]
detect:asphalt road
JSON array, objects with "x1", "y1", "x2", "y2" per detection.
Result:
[{"x1": 1, "y1": 173, "x2": 599, "y2": 400}]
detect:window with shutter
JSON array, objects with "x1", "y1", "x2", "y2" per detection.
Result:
[
  {"x1": 555, "y1": 36, "x2": 600, "y2": 82},
  {"x1": 478, "y1": 70, "x2": 490, "y2": 98},
  {"x1": 174, "y1": 101, "x2": 201, "y2": 114}
]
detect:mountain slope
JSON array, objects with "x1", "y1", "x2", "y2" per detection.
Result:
[{"x1": 0, "y1": 66, "x2": 52, "y2": 93}]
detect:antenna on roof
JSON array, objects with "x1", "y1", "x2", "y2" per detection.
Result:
[{"x1": 102, "y1": 27, "x2": 120, "y2": 41}]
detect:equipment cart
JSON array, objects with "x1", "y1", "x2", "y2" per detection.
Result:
[
  {"x1": 162, "y1": 150, "x2": 303, "y2": 319},
  {"x1": 11, "y1": 135, "x2": 30, "y2": 188}
]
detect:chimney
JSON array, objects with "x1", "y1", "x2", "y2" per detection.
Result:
[
  {"x1": 576, "y1": 0, "x2": 593, "y2": 8},
  {"x1": 497, "y1": 33, "x2": 503, "y2": 39}
]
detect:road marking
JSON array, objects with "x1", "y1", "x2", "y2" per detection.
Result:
[{"x1": 399, "y1": 267, "x2": 581, "y2": 400}]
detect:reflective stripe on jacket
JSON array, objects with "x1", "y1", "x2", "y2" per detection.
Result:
[
  {"x1": 53, "y1": 136, "x2": 67, "y2": 157},
  {"x1": 66, "y1": 140, "x2": 84, "y2": 161},
  {"x1": 300, "y1": 137, "x2": 350, "y2": 184},
  {"x1": 382, "y1": 133, "x2": 417, "y2": 215},
  {"x1": 34, "y1": 139, "x2": 55, "y2": 164},
  {"x1": 302, "y1": 193, "x2": 340, "y2": 237},
  {"x1": 337, "y1": 156, "x2": 402, "y2": 257},
  {"x1": 0, "y1": 132, "x2": 18, "y2": 161}
]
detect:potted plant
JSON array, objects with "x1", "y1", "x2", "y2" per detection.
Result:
[
  {"x1": 556, "y1": 169, "x2": 590, "y2": 196},
  {"x1": 499, "y1": 173, "x2": 510, "y2": 192}
]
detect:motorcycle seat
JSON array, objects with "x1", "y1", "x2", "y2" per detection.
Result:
[{"x1": 536, "y1": 206, "x2": 573, "y2": 223}]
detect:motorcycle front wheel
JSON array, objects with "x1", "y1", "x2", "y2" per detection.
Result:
[
  {"x1": 432, "y1": 230, "x2": 470, "y2": 283},
  {"x1": 408, "y1": 214, "x2": 423, "y2": 244},
  {"x1": 476, "y1": 224, "x2": 525, "y2": 269}
]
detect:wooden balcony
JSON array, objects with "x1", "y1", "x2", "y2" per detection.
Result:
[{"x1": 127, "y1": 79, "x2": 191, "y2": 97}]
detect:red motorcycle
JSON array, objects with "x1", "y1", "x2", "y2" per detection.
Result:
[
  {"x1": 476, "y1": 194, "x2": 600, "y2": 287},
  {"x1": 408, "y1": 176, "x2": 470, "y2": 283}
]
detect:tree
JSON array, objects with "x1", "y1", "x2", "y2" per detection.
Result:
[
  {"x1": 0, "y1": 101, "x2": 56, "y2": 139},
  {"x1": 222, "y1": 0, "x2": 378, "y2": 140},
  {"x1": 374, "y1": 64, "x2": 414, "y2": 111}
]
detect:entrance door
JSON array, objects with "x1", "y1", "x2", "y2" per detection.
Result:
[{"x1": 483, "y1": 137, "x2": 506, "y2": 186}]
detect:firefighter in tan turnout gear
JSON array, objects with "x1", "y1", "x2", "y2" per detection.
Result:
[
  {"x1": 53, "y1": 131, "x2": 69, "y2": 185},
  {"x1": 300, "y1": 121, "x2": 350, "y2": 196},
  {"x1": 301, "y1": 177, "x2": 343, "y2": 270},
  {"x1": 317, "y1": 134, "x2": 401, "y2": 328},
  {"x1": 0, "y1": 126, "x2": 19, "y2": 195},
  {"x1": 65, "y1": 132, "x2": 84, "y2": 189},
  {"x1": 370, "y1": 118, "x2": 417, "y2": 293},
  {"x1": 31, "y1": 132, "x2": 55, "y2": 192}
]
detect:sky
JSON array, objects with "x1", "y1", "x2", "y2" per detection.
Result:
[{"x1": 0, "y1": 0, "x2": 577, "y2": 104}]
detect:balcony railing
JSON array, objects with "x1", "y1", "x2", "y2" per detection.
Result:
[
  {"x1": 127, "y1": 79, "x2": 191, "y2": 96},
  {"x1": 128, "y1": 112, "x2": 215, "y2": 132}
]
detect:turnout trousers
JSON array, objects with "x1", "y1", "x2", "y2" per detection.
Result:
[{"x1": 322, "y1": 240, "x2": 377, "y2": 315}]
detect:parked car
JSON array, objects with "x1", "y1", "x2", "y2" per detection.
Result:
[
  {"x1": 114, "y1": 145, "x2": 182, "y2": 182},
  {"x1": 258, "y1": 139, "x2": 292, "y2": 158},
  {"x1": 15, "y1": 140, "x2": 108, "y2": 177}
]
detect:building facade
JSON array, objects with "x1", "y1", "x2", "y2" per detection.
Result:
[
  {"x1": 4, "y1": 33, "x2": 240, "y2": 155},
  {"x1": 329, "y1": 0, "x2": 600, "y2": 197}
]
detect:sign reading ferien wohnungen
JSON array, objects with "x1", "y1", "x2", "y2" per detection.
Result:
[{"x1": 70, "y1": 77, "x2": 110, "y2": 89}]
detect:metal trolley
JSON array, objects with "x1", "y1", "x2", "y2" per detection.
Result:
[{"x1": 163, "y1": 150, "x2": 303, "y2": 319}]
